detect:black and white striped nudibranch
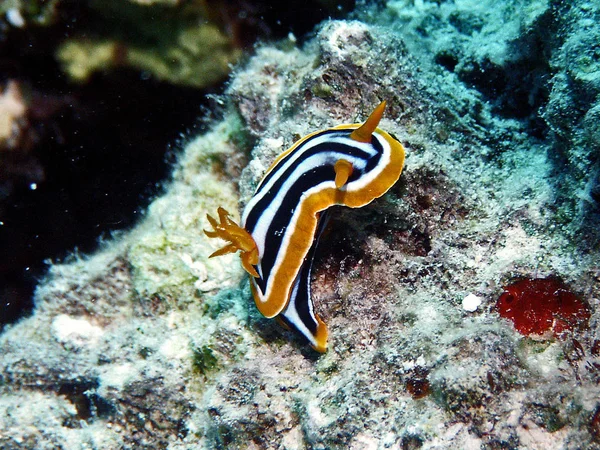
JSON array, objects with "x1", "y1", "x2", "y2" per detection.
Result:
[{"x1": 205, "y1": 101, "x2": 405, "y2": 352}]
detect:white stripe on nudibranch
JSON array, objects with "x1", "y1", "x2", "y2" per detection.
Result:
[
  {"x1": 242, "y1": 134, "x2": 377, "y2": 224},
  {"x1": 344, "y1": 134, "x2": 392, "y2": 192},
  {"x1": 204, "y1": 101, "x2": 405, "y2": 353}
]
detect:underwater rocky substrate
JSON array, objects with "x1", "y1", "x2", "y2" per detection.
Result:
[{"x1": 1, "y1": 1, "x2": 600, "y2": 448}]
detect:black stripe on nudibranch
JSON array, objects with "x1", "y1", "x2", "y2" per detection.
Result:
[{"x1": 278, "y1": 211, "x2": 330, "y2": 348}]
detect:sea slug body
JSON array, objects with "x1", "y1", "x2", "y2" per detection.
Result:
[{"x1": 205, "y1": 102, "x2": 405, "y2": 352}]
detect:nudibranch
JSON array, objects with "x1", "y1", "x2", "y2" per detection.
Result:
[{"x1": 205, "y1": 102, "x2": 405, "y2": 352}]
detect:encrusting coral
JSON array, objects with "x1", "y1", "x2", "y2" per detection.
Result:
[
  {"x1": 1, "y1": 2, "x2": 600, "y2": 448},
  {"x1": 497, "y1": 278, "x2": 591, "y2": 337}
]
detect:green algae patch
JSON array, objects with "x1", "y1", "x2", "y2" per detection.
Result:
[
  {"x1": 56, "y1": 1, "x2": 241, "y2": 88},
  {"x1": 192, "y1": 345, "x2": 219, "y2": 375}
]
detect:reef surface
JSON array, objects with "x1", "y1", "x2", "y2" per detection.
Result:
[{"x1": 1, "y1": 1, "x2": 599, "y2": 449}]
